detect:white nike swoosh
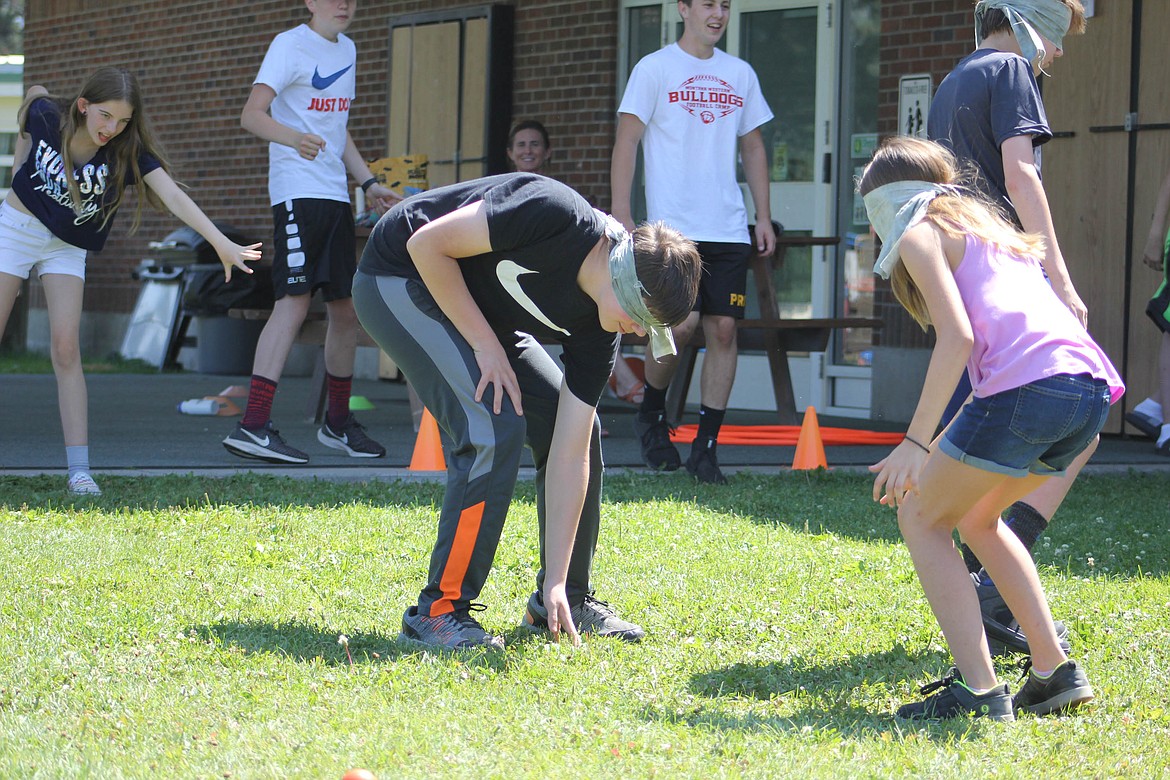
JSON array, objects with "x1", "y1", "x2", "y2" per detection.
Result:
[
  {"x1": 495, "y1": 260, "x2": 570, "y2": 335},
  {"x1": 244, "y1": 430, "x2": 270, "y2": 447}
]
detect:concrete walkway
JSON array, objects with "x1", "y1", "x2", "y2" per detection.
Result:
[{"x1": 1, "y1": 371, "x2": 1166, "y2": 481}]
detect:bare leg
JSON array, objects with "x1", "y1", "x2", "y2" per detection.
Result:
[
  {"x1": 898, "y1": 450, "x2": 1055, "y2": 689},
  {"x1": 698, "y1": 314, "x2": 737, "y2": 409},
  {"x1": 323, "y1": 297, "x2": 358, "y2": 378},
  {"x1": 40, "y1": 274, "x2": 88, "y2": 446},
  {"x1": 250, "y1": 293, "x2": 312, "y2": 381},
  {"x1": 0, "y1": 272, "x2": 22, "y2": 339}
]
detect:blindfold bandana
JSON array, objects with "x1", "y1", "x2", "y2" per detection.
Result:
[
  {"x1": 594, "y1": 209, "x2": 677, "y2": 360},
  {"x1": 975, "y1": 0, "x2": 1071, "y2": 73},
  {"x1": 863, "y1": 181, "x2": 958, "y2": 279}
]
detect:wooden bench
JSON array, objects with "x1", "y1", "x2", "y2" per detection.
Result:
[{"x1": 624, "y1": 233, "x2": 881, "y2": 426}]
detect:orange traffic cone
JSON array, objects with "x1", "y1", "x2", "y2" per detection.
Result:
[
  {"x1": 409, "y1": 408, "x2": 446, "y2": 471},
  {"x1": 792, "y1": 406, "x2": 828, "y2": 470}
]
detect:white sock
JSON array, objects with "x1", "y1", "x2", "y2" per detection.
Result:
[
  {"x1": 65, "y1": 445, "x2": 90, "y2": 477},
  {"x1": 1158, "y1": 424, "x2": 1170, "y2": 448},
  {"x1": 1134, "y1": 397, "x2": 1163, "y2": 421}
]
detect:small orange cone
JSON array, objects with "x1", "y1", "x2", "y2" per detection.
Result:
[
  {"x1": 792, "y1": 406, "x2": 828, "y2": 470},
  {"x1": 217, "y1": 384, "x2": 249, "y2": 398},
  {"x1": 409, "y1": 408, "x2": 446, "y2": 471}
]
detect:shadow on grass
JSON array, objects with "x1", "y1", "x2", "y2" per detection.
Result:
[
  {"x1": 196, "y1": 619, "x2": 541, "y2": 669},
  {"x1": 652, "y1": 646, "x2": 989, "y2": 742}
]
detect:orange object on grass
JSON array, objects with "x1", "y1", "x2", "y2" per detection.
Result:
[
  {"x1": 409, "y1": 407, "x2": 447, "y2": 471},
  {"x1": 792, "y1": 407, "x2": 828, "y2": 470},
  {"x1": 670, "y1": 424, "x2": 905, "y2": 446}
]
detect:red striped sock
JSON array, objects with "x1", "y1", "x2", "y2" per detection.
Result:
[
  {"x1": 326, "y1": 372, "x2": 352, "y2": 429},
  {"x1": 242, "y1": 375, "x2": 277, "y2": 430}
]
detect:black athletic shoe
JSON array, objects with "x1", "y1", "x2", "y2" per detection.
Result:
[
  {"x1": 318, "y1": 414, "x2": 386, "y2": 458},
  {"x1": 522, "y1": 591, "x2": 645, "y2": 642},
  {"x1": 896, "y1": 668, "x2": 1014, "y2": 722},
  {"x1": 223, "y1": 421, "x2": 309, "y2": 464},
  {"x1": 634, "y1": 411, "x2": 681, "y2": 471},
  {"x1": 1013, "y1": 660, "x2": 1094, "y2": 715},
  {"x1": 399, "y1": 604, "x2": 504, "y2": 651},
  {"x1": 1124, "y1": 409, "x2": 1161, "y2": 440},
  {"x1": 685, "y1": 439, "x2": 728, "y2": 484},
  {"x1": 974, "y1": 572, "x2": 1071, "y2": 655}
]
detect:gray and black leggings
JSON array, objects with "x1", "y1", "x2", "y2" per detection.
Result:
[{"x1": 352, "y1": 270, "x2": 602, "y2": 617}]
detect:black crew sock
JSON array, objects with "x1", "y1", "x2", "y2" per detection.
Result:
[
  {"x1": 639, "y1": 382, "x2": 669, "y2": 419},
  {"x1": 960, "y1": 500, "x2": 1050, "y2": 577},
  {"x1": 696, "y1": 405, "x2": 726, "y2": 443}
]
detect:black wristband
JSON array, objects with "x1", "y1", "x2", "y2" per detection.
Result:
[
  {"x1": 360, "y1": 177, "x2": 377, "y2": 192},
  {"x1": 904, "y1": 435, "x2": 930, "y2": 453}
]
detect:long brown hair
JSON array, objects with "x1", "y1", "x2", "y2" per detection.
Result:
[
  {"x1": 858, "y1": 136, "x2": 1046, "y2": 329},
  {"x1": 18, "y1": 66, "x2": 172, "y2": 233}
]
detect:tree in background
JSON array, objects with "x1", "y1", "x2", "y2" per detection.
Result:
[{"x1": 0, "y1": 0, "x2": 23, "y2": 55}]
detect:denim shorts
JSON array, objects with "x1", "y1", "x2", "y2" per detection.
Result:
[
  {"x1": 0, "y1": 201, "x2": 88, "y2": 280},
  {"x1": 939, "y1": 373, "x2": 1111, "y2": 477}
]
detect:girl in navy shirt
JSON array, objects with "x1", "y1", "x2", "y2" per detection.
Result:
[{"x1": 0, "y1": 66, "x2": 260, "y2": 496}]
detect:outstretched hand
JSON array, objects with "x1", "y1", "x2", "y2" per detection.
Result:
[
  {"x1": 869, "y1": 440, "x2": 928, "y2": 509},
  {"x1": 217, "y1": 242, "x2": 262, "y2": 282},
  {"x1": 543, "y1": 583, "x2": 581, "y2": 646}
]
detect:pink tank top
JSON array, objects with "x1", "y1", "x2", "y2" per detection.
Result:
[{"x1": 953, "y1": 235, "x2": 1124, "y2": 403}]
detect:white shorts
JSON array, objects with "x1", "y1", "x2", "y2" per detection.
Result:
[{"x1": 0, "y1": 202, "x2": 88, "y2": 280}]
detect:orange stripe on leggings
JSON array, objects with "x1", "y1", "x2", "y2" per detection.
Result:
[{"x1": 432, "y1": 501, "x2": 485, "y2": 616}]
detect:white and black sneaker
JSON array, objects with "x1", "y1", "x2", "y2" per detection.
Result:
[
  {"x1": 317, "y1": 414, "x2": 386, "y2": 458},
  {"x1": 223, "y1": 421, "x2": 309, "y2": 464}
]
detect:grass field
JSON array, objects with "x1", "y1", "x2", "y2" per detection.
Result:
[{"x1": 1, "y1": 471, "x2": 1167, "y2": 778}]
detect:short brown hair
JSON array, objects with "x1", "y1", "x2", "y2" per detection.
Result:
[{"x1": 632, "y1": 221, "x2": 701, "y2": 327}]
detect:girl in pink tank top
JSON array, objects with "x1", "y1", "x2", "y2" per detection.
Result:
[{"x1": 858, "y1": 136, "x2": 1122, "y2": 722}]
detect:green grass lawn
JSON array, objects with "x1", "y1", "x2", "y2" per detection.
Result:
[
  {"x1": 1, "y1": 472, "x2": 1167, "y2": 778},
  {"x1": 0, "y1": 349, "x2": 159, "y2": 375}
]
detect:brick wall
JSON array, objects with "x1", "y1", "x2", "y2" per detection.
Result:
[
  {"x1": 22, "y1": 0, "x2": 620, "y2": 316},
  {"x1": 873, "y1": 0, "x2": 969, "y2": 349}
]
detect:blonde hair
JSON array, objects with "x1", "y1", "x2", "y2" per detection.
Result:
[{"x1": 859, "y1": 136, "x2": 1046, "y2": 329}]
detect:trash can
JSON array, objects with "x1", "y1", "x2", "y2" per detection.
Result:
[{"x1": 167, "y1": 225, "x2": 272, "y2": 375}]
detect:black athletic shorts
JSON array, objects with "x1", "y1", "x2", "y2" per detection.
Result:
[
  {"x1": 271, "y1": 198, "x2": 356, "y2": 301},
  {"x1": 694, "y1": 241, "x2": 752, "y2": 318}
]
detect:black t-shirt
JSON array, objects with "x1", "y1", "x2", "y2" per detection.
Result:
[
  {"x1": 927, "y1": 49, "x2": 1051, "y2": 223},
  {"x1": 10, "y1": 97, "x2": 162, "y2": 250},
  {"x1": 360, "y1": 173, "x2": 618, "y2": 405}
]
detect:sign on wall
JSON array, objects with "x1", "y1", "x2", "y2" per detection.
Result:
[{"x1": 897, "y1": 74, "x2": 932, "y2": 139}]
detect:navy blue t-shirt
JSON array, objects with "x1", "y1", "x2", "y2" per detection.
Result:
[
  {"x1": 10, "y1": 97, "x2": 162, "y2": 251},
  {"x1": 360, "y1": 173, "x2": 618, "y2": 405},
  {"x1": 928, "y1": 49, "x2": 1051, "y2": 223}
]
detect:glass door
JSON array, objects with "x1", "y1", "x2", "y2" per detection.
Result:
[{"x1": 618, "y1": 0, "x2": 837, "y2": 413}]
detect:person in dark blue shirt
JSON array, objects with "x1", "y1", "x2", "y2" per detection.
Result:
[{"x1": 0, "y1": 66, "x2": 260, "y2": 496}]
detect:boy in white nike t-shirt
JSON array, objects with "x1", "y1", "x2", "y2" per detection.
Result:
[
  {"x1": 223, "y1": 0, "x2": 401, "y2": 465},
  {"x1": 611, "y1": 0, "x2": 776, "y2": 485}
]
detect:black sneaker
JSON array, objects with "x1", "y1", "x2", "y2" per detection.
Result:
[
  {"x1": 223, "y1": 421, "x2": 309, "y2": 464},
  {"x1": 634, "y1": 411, "x2": 680, "y2": 471},
  {"x1": 398, "y1": 604, "x2": 504, "y2": 651},
  {"x1": 1124, "y1": 408, "x2": 1161, "y2": 439},
  {"x1": 974, "y1": 571, "x2": 1071, "y2": 655},
  {"x1": 318, "y1": 414, "x2": 386, "y2": 458},
  {"x1": 522, "y1": 591, "x2": 645, "y2": 642},
  {"x1": 1013, "y1": 660, "x2": 1094, "y2": 715},
  {"x1": 685, "y1": 438, "x2": 728, "y2": 484},
  {"x1": 896, "y1": 668, "x2": 1014, "y2": 721}
]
